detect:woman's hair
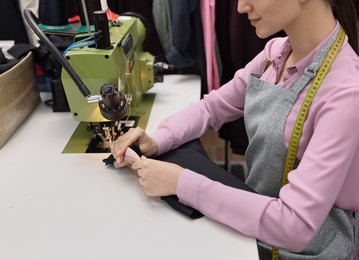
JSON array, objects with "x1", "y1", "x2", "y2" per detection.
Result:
[{"x1": 330, "y1": 0, "x2": 359, "y2": 54}]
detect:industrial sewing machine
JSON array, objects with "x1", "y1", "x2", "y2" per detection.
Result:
[{"x1": 24, "y1": 9, "x2": 172, "y2": 152}]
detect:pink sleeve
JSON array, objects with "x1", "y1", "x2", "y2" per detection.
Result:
[
  {"x1": 150, "y1": 47, "x2": 269, "y2": 154},
  {"x1": 176, "y1": 61, "x2": 359, "y2": 252},
  {"x1": 176, "y1": 170, "x2": 316, "y2": 252}
]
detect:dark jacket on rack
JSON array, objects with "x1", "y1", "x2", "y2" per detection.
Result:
[
  {"x1": 108, "y1": 0, "x2": 166, "y2": 62},
  {"x1": 166, "y1": 0, "x2": 207, "y2": 96}
]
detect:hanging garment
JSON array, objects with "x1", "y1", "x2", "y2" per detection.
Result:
[
  {"x1": 199, "y1": 0, "x2": 220, "y2": 93},
  {"x1": 152, "y1": 0, "x2": 174, "y2": 56},
  {"x1": 0, "y1": 0, "x2": 30, "y2": 44},
  {"x1": 107, "y1": 0, "x2": 166, "y2": 62},
  {"x1": 167, "y1": 0, "x2": 207, "y2": 96},
  {"x1": 355, "y1": 0, "x2": 359, "y2": 17},
  {"x1": 19, "y1": 0, "x2": 40, "y2": 46}
]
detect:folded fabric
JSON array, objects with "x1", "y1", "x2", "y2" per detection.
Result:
[
  {"x1": 0, "y1": 44, "x2": 37, "y2": 74},
  {"x1": 156, "y1": 145, "x2": 256, "y2": 219},
  {"x1": 0, "y1": 47, "x2": 18, "y2": 74},
  {"x1": 103, "y1": 139, "x2": 256, "y2": 219}
]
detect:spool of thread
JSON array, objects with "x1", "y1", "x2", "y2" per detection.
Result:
[{"x1": 39, "y1": 0, "x2": 72, "y2": 31}]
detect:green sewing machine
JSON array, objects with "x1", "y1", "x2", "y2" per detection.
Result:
[
  {"x1": 24, "y1": 9, "x2": 172, "y2": 151},
  {"x1": 61, "y1": 12, "x2": 159, "y2": 123}
]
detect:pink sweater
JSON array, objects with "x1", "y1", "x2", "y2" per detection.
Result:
[{"x1": 151, "y1": 24, "x2": 359, "y2": 252}]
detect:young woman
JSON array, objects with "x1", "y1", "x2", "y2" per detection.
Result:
[{"x1": 111, "y1": 0, "x2": 359, "y2": 258}]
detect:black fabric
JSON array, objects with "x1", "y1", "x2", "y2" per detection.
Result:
[
  {"x1": 0, "y1": 0, "x2": 29, "y2": 44},
  {"x1": 167, "y1": 0, "x2": 207, "y2": 96},
  {"x1": 0, "y1": 44, "x2": 36, "y2": 74},
  {"x1": 355, "y1": 0, "x2": 359, "y2": 17},
  {"x1": 0, "y1": 0, "x2": 35, "y2": 74},
  {"x1": 156, "y1": 143, "x2": 256, "y2": 219},
  {"x1": 103, "y1": 139, "x2": 256, "y2": 219},
  {"x1": 102, "y1": 142, "x2": 141, "y2": 166},
  {"x1": 0, "y1": 47, "x2": 18, "y2": 74},
  {"x1": 160, "y1": 194, "x2": 204, "y2": 219},
  {"x1": 0, "y1": 58, "x2": 18, "y2": 74},
  {"x1": 0, "y1": 48, "x2": 6, "y2": 64},
  {"x1": 8, "y1": 44, "x2": 37, "y2": 60},
  {"x1": 103, "y1": 154, "x2": 116, "y2": 166},
  {"x1": 35, "y1": 35, "x2": 73, "y2": 78}
]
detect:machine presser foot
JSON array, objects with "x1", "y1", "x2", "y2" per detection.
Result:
[{"x1": 85, "y1": 116, "x2": 139, "y2": 153}]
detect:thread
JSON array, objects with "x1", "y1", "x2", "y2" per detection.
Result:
[
  {"x1": 39, "y1": 0, "x2": 72, "y2": 30},
  {"x1": 40, "y1": 0, "x2": 68, "y2": 26}
]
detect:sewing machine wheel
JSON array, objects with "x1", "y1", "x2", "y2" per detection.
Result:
[{"x1": 120, "y1": 12, "x2": 151, "y2": 48}]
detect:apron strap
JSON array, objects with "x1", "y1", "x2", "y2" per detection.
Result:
[{"x1": 272, "y1": 25, "x2": 346, "y2": 260}]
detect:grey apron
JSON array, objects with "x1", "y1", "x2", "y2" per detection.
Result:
[{"x1": 243, "y1": 27, "x2": 354, "y2": 259}]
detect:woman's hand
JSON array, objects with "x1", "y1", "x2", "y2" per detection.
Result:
[
  {"x1": 132, "y1": 156, "x2": 183, "y2": 197},
  {"x1": 111, "y1": 127, "x2": 158, "y2": 166}
]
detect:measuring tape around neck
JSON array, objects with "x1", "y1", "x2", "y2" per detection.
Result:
[{"x1": 272, "y1": 26, "x2": 345, "y2": 260}]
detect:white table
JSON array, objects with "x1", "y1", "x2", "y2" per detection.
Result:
[{"x1": 0, "y1": 75, "x2": 259, "y2": 260}]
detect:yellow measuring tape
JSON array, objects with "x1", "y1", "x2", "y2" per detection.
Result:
[{"x1": 272, "y1": 26, "x2": 345, "y2": 260}]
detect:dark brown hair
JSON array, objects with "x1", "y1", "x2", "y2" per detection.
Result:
[{"x1": 330, "y1": 0, "x2": 359, "y2": 54}]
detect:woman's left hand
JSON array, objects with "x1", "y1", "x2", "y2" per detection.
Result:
[{"x1": 131, "y1": 156, "x2": 183, "y2": 197}]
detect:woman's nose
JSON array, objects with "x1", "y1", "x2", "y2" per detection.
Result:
[{"x1": 237, "y1": 0, "x2": 252, "y2": 14}]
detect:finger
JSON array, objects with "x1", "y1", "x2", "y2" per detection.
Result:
[
  {"x1": 112, "y1": 141, "x2": 132, "y2": 159},
  {"x1": 128, "y1": 167, "x2": 139, "y2": 177},
  {"x1": 133, "y1": 156, "x2": 146, "y2": 171},
  {"x1": 115, "y1": 154, "x2": 124, "y2": 164},
  {"x1": 109, "y1": 142, "x2": 114, "y2": 151},
  {"x1": 113, "y1": 160, "x2": 123, "y2": 168},
  {"x1": 138, "y1": 175, "x2": 145, "y2": 186},
  {"x1": 111, "y1": 141, "x2": 124, "y2": 158},
  {"x1": 140, "y1": 155, "x2": 147, "y2": 161},
  {"x1": 133, "y1": 164, "x2": 145, "y2": 180},
  {"x1": 131, "y1": 160, "x2": 141, "y2": 171},
  {"x1": 127, "y1": 127, "x2": 144, "y2": 143}
]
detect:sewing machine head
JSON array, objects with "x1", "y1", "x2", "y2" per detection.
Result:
[
  {"x1": 24, "y1": 9, "x2": 173, "y2": 150},
  {"x1": 61, "y1": 13, "x2": 157, "y2": 123}
]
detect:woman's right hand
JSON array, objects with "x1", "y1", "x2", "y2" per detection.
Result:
[{"x1": 110, "y1": 127, "x2": 158, "y2": 166}]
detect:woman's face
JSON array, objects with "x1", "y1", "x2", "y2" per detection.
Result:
[{"x1": 237, "y1": 0, "x2": 302, "y2": 38}]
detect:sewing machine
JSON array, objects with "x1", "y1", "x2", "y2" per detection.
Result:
[
  {"x1": 24, "y1": 10, "x2": 172, "y2": 151},
  {"x1": 62, "y1": 13, "x2": 160, "y2": 122}
]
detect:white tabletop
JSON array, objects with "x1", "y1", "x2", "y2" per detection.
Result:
[{"x1": 0, "y1": 75, "x2": 258, "y2": 260}]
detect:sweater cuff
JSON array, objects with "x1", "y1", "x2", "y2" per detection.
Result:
[
  {"x1": 150, "y1": 128, "x2": 173, "y2": 155},
  {"x1": 176, "y1": 169, "x2": 205, "y2": 210}
]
